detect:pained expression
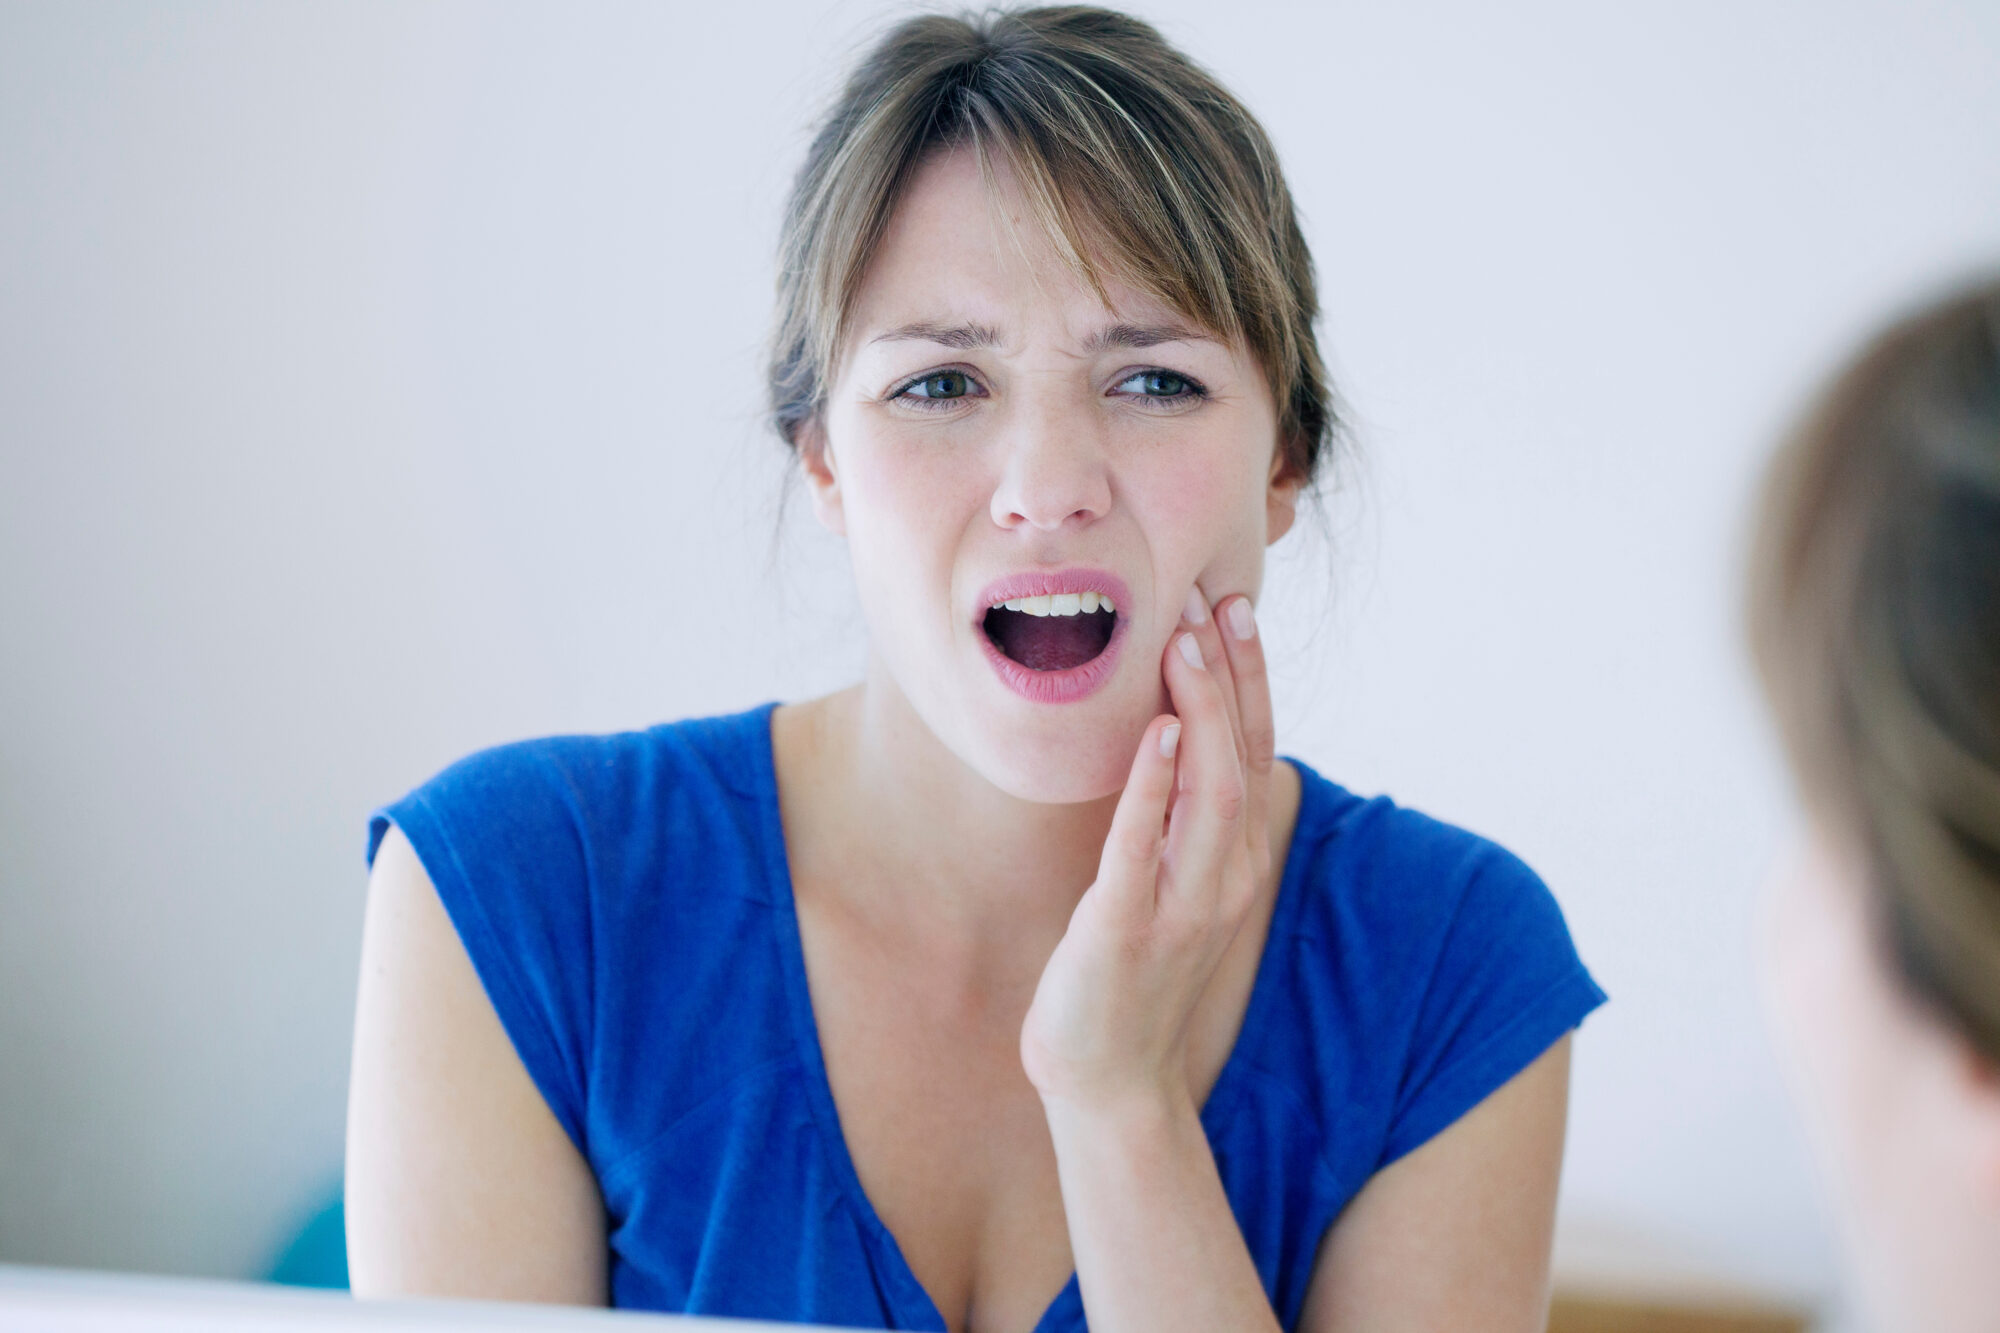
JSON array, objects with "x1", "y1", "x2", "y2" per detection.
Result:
[{"x1": 802, "y1": 147, "x2": 1298, "y2": 802}]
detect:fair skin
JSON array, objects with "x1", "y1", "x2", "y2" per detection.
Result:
[
  {"x1": 1763, "y1": 824, "x2": 2000, "y2": 1333},
  {"x1": 347, "y1": 147, "x2": 1572, "y2": 1331}
]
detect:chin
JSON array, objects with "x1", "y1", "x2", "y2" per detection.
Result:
[
  {"x1": 877, "y1": 624, "x2": 1167, "y2": 804},
  {"x1": 964, "y1": 696, "x2": 1159, "y2": 805}
]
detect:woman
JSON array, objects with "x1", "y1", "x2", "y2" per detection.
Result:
[
  {"x1": 1751, "y1": 277, "x2": 2000, "y2": 1333},
  {"x1": 345, "y1": 9, "x2": 1603, "y2": 1331}
]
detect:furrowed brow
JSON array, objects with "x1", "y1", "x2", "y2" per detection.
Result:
[
  {"x1": 1088, "y1": 322, "x2": 1216, "y2": 352},
  {"x1": 867, "y1": 320, "x2": 1003, "y2": 349},
  {"x1": 863, "y1": 319, "x2": 1215, "y2": 354}
]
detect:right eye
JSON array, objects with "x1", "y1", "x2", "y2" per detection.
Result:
[{"x1": 893, "y1": 369, "x2": 983, "y2": 407}]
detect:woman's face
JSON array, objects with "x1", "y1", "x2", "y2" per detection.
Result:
[
  {"x1": 803, "y1": 147, "x2": 1297, "y2": 802},
  {"x1": 1763, "y1": 827, "x2": 2000, "y2": 1333}
]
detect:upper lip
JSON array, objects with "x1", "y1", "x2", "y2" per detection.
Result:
[{"x1": 973, "y1": 567, "x2": 1132, "y2": 617}]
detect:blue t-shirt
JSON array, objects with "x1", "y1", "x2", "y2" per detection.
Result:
[{"x1": 367, "y1": 702, "x2": 1603, "y2": 1331}]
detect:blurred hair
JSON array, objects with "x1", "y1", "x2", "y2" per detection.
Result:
[
  {"x1": 1748, "y1": 276, "x2": 2000, "y2": 1058},
  {"x1": 767, "y1": 4, "x2": 1334, "y2": 488}
]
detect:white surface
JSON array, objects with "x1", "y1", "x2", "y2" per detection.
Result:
[
  {"x1": 2, "y1": 0, "x2": 1996, "y2": 1319},
  {"x1": 0, "y1": 1266, "x2": 832, "y2": 1332}
]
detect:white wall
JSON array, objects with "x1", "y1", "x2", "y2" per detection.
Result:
[{"x1": 2, "y1": 0, "x2": 1996, "y2": 1318}]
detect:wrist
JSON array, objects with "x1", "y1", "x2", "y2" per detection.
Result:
[{"x1": 1038, "y1": 1077, "x2": 1201, "y2": 1147}]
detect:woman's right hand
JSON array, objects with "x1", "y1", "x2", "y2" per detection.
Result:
[{"x1": 1018, "y1": 588, "x2": 1276, "y2": 1117}]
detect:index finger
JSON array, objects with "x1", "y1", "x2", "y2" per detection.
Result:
[
  {"x1": 1216, "y1": 595, "x2": 1274, "y2": 861},
  {"x1": 1158, "y1": 628, "x2": 1248, "y2": 914},
  {"x1": 1179, "y1": 585, "x2": 1249, "y2": 791}
]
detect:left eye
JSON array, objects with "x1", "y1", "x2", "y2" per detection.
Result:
[
  {"x1": 1113, "y1": 369, "x2": 1201, "y2": 399},
  {"x1": 901, "y1": 370, "x2": 975, "y2": 400}
]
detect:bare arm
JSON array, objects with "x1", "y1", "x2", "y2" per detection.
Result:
[
  {"x1": 1298, "y1": 1036, "x2": 1573, "y2": 1333},
  {"x1": 1026, "y1": 590, "x2": 1575, "y2": 1332},
  {"x1": 345, "y1": 823, "x2": 608, "y2": 1304},
  {"x1": 1042, "y1": 1086, "x2": 1281, "y2": 1333},
  {"x1": 1043, "y1": 1035, "x2": 1569, "y2": 1333}
]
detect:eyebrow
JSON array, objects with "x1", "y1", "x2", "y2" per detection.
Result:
[
  {"x1": 868, "y1": 320, "x2": 1001, "y2": 349},
  {"x1": 865, "y1": 320, "x2": 1216, "y2": 352},
  {"x1": 1089, "y1": 321, "x2": 1215, "y2": 351}
]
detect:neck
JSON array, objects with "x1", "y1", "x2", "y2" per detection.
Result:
[{"x1": 791, "y1": 666, "x2": 1123, "y2": 945}]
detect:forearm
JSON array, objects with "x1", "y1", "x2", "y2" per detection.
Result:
[{"x1": 1042, "y1": 1087, "x2": 1282, "y2": 1333}]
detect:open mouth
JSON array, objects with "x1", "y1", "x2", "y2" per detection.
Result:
[{"x1": 982, "y1": 592, "x2": 1119, "y2": 672}]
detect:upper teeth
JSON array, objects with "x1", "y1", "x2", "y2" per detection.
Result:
[{"x1": 995, "y1": 591, "x2": 1116, "y2": 616}]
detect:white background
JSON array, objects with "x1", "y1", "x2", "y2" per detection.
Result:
[{"x1": 3, "y1": 1, "x2": 1997, "y2": 1325}]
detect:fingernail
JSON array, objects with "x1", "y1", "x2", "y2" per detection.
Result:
[
  {"x1": 1227, "y1": 599, "x2": 1255, "y2": 641},
  {"x1": 1159, "y1": 723, "x2": 1181, "y2": 759},
  {"x1": 1177, "y1": 633, "x2": 1205, "y2": 669},
  {"x1": 1182, "y1": 586, "x2": 1209, "y2": 624}
]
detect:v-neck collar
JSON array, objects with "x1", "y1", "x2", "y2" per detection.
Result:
[{"x1": 746, "y1": 700, "x2": 1317, "y2": 1333}]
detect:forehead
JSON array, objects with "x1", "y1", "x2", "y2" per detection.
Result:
[{"x1": 845, "y1": 146, "x2": 1207, "y2": 351}]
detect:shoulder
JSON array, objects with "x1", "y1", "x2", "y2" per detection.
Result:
[
  {"x1": 356, "y1": 702, "x2": 790, "y2": 1156},
  {"x1": 1282, "y1": 759, "x2": 1564, "y2": 960},
  {"x1": 367, "y1": 702, "x2": 781, "y2": 875},
  {"x1": 1270, "y1": 758, "x2": 1604, "y2": 1166},
  {"x1": 361, "y1": 700, "x2": 787, "y2": 1005},
  {"x1": 348, "y1": 820, "x2": 610, "y2": 1302}
]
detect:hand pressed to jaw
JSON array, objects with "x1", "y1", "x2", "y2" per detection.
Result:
[
  {"x1": 1213, "y1": 593, "x2": 1275, "y2": 888},
  {"x1": 1017, "y1": 584, "x2": 1275, "y2": 1111},
  {"x1": 1156, "y1": 611, "x2": 1250, "y2": 929},
  {"x1": 1171, "y1": 588, "x2": 1273, "y2": 892},
  {"x1": 1177, "y1": 587, "x2": 1249, "y2": 802}
]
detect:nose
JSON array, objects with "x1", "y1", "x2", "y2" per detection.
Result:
[{"x1": 988, "y1": 397, "x2": 1112, "y2": 533}]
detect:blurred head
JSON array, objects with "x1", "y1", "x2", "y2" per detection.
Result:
[
  {"x1": 766, "y1": 6, "x2": 1333, "y2": 802},
  {"x1": 1748, "y1": 277, "x2": 2000, "y2": 1332}
]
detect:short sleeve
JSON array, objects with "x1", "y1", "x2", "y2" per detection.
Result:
[
  {"x1": 1377, "y1": 843, "x2": 1604, "y2": 1166},
  {"x1": 366, "y1": 741, "x2": 596, "y2": 1154}
]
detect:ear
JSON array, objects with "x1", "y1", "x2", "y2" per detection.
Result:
[
  {"x1": 796, "y1": 417, "x2": 846, "y2": 538},
  {"x1": 1952, "y1": 1037, "x2": 2000, "y2": 1202},
  {"x1": 1265, "y1": 444, "x2": 1304, "y2": 546}
]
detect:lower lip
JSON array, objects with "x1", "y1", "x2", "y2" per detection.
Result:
[{"x1": 978, "y1": 614, "x2": 1127, "y2": 704}]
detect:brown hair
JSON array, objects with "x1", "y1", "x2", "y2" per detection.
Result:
[
  {"x1": 767, "y1": 5, "x2": 1333, "y2": 486},
  {"x1": 1748, "y1": 276, "x2": 2000, "y2": 1056}
]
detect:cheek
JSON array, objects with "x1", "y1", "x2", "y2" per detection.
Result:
[
  {"x1": 828, "y1": 432, "x2": 995, "y2": 679},
  {"x1": 1767, "y1": 857, "x2": 1880, "y2": 1118},
  {"x1": 1139, "y1": 443, "x2": 1271, "y2": 583},
  {"x1": 837, "y1": 435, "x2": 981, "y2": 568},
  {"x1": 1765, "y1": 846, "x2": 1934, "y2": 1224}
]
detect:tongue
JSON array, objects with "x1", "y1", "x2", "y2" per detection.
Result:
[{"x1": 988, "y1": 609, "x2": 1110, "y2": 672}]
